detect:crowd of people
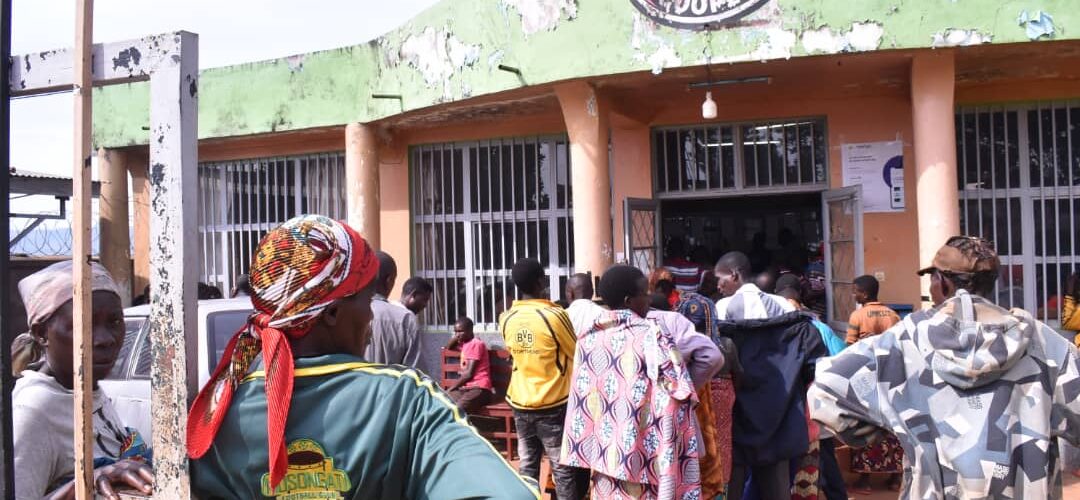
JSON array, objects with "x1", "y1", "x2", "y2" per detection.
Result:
[{"x1": 7, "y1": 214, "x2": 1080, "y2": 500}]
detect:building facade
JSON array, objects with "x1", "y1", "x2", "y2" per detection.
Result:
[{"x1": 91, "y1": 0, "x2": 1080, "y2": 338}]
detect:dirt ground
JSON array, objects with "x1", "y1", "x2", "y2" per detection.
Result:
[{"x1": 527, "y1": 447, "x2": 1080, "y2": 499}]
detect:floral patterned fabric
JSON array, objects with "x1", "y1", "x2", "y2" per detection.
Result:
[
  {"x1": 710, "y1": 377, "x2": 735, "y2": 485},
  {"x1": 560, "y1": 309, "x2": 701, "y2": 500},
  {"x1": 851, "y1": 433, "x2": 904, "y2": 473}
]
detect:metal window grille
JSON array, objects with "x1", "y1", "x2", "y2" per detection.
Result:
[
  {"x1": 411, "y1": 136, "x2": 574, "y2": 332},
  {"x1": 653, "y1": 118, "x2": 828, "y2": 197},
  {"x1": 197, "y1": 152, "x2": 347, "y2": 295},
  {"x1": 957, "y1": 103, "x2": 1080, "y2": 330}
]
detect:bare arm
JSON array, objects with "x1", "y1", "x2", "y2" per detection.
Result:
[{"x1": 447, "y1": 359, "x2": 477, "y2": 392}]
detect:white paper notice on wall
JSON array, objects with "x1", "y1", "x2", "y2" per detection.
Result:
[{"x1": 842, "y1": 141, "x2": 905, "y2": 213}]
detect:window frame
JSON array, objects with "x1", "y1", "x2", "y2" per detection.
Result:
[
  {"x1": 956, "y1": 102, "x2": 1080, "y2": 330},
  {"x1": 651, "y1": 117, "x2": 830, "y2": 199},
  {"x1": 409, "y1": 136, "x2": 574, "y2": 333},
  {"x1": 198, "y1": 152, "x2": 348, "y2": 297}
]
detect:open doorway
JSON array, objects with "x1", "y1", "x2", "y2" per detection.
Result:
[
  {"x1": 624, "y1": 188, "x2": 862, "y2": 326},
  {"x1": 656, "y1": 192, "x2": 830, "y2": 321},
  {"x1": 660, "y1": 193, "x2": 824, "y2": 275}
]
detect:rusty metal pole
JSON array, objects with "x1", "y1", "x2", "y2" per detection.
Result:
[{"x1": 71, "y1": 0, "x2": 95, "y2": 497}]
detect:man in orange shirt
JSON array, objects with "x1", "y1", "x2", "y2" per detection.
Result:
[
  {"x1": 846, "y1": 275, "x2": 901, "y2": 345},
  {"x1": 846, "y1": 274, "x2": 903, "y2": 492}
]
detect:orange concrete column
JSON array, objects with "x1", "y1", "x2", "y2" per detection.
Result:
[
  {"x1": 345, "y1": 122, "x2": 381, "y2": 249},
  {"x1": 98, "y1": 147, "x2": 132, "y2": 305},
  {"x1": 556, "y1": 82, "x2": 614, "y2": 276},
  {"x1": 129, "y1": 149, "x2": 151, "y2": 299},
  {"x1": 911, "y1": 51, "x2": 960, "y2": 299}
]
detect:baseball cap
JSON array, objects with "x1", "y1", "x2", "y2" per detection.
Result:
[{"x1": 917, "y1": 236, "x2": 1000, "y2": 276}]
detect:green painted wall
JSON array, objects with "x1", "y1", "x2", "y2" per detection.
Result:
[{"x1": 93, "y1": 0, "x2": 1076, "y2": 147}]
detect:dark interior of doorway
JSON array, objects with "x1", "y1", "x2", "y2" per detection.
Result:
[{"x1": 660, "y1": 193, "x2": 824, "y2": 274}]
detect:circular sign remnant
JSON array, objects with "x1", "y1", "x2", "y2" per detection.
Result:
[{"x1": 631, "y1": 0, "x2": 769, "y2": 30}]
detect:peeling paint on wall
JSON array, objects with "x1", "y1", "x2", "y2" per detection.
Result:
[
  {"x1": 585, "y1": 91, "x2": 597, "y2": 117},
  {"x1": 631, "y1": 13, "x2": 682, "y2": 74},
  {"x1": 286, "y1": 55, "x2": 305, "y2": 72},
  {"x1": 847, "y1": 22, "x2": 884, "y2": 51},
  {"x1": 398, "y1": 26, "x2": 481, "y2": 99},
  {"x1": 748, "y1": 27, "x2": 798, "y2": 61},
  {"x1": 1018, "y1": 10, "x2": 1055, "y2": 40},
  {"x1": 801, "y1": 22, "x2": 883, "y2": 54},
  {"x1": 931, "y1": 28, "x2": 993, "y2": 47},
  {"x1": 502, "y1": 0, "x2": 578, "y2": 36},
  {"x1": 92, "y1": 0, "x2": 1080, "y2": 148},
  {"x1": 487, "y1": 49, "x2": 506, "y2": 68},
  {"x1": 801, "y1": 26, "x2": 846, "y2": 54}
]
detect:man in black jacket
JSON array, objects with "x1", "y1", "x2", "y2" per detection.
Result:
[{"x1": 718, "y1": 311, "x2": 827, "y2": 500}]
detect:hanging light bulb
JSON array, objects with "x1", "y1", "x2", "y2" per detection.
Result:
[{"x1": 702, "y1": 91, "x2": 717, "y2": 120}]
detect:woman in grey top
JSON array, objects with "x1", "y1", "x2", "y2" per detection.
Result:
[{"x1": 13, "y1": 261, "x2": 153, "y2": 500}]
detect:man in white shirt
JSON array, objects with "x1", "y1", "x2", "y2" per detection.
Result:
[
  {"x1": 564, "y1": 273, "x2": 607, "y2": 336},
  {"x1": 714, "y1": 251, "x2": 795, "y2": 321}
]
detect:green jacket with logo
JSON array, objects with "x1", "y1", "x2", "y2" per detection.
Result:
[{"x1": 191, "y1": 354, "x2": 539, "y2": 500}]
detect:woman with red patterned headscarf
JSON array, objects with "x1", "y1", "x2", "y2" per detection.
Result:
[{"x1": 187, "y1": 215, "x2": 538, "y2": 499}]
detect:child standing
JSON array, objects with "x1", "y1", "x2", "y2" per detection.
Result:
[{"x1": 846, "y1": 275, "x2": 903, "y2": 493}]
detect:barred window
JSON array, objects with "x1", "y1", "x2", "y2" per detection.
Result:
[
  {"x1": 411, "y1": 137, "x2": 574, "y2": 332},
  {"x1": 653, "y1": 118, "x2": 827, "y2": 197},
  {"x1": 198, "y1": 152, "x2": 347, "y2": 295},
  {"x1": 957, "y1": 103, "x2": 1080, "y2": 330}
]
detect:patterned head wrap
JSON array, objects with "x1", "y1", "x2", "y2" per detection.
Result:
[
  {"x1": 675, "y1": 291, "x2": 719, "y2": 341},
  {"x1": 187, "y1": 215, "x2": 378, "y2": 490},
  {"x1": 18, "y1": 260, "x2": 121, "y2": 328}
]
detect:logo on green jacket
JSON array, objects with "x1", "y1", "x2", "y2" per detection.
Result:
[{"x1": 260, "y1": 439, "x2": 351, "y2": 499}]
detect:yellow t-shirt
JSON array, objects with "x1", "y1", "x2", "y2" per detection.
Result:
[{"x1": 498, "y1": 299, "x2": 576, "y2": 410}]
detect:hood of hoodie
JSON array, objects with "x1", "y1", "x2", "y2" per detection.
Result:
[{"x1": 908, "y1": 290, "x2": 1034, "y2": 390}]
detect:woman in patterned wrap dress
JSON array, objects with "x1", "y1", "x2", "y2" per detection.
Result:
[{"x1": 560, "y1": 265, "x2": 701, "y2": 500}]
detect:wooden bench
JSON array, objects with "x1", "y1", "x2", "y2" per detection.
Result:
[{"x1": 441, "y1": 347, "x2": 517, "y2": 461}]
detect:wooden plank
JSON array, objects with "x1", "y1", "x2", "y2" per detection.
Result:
[
  {"x1": 71, "y1": 0, "x2": 94, "y2": 497},
  {"x1": 9, "y1": 32, "x2": 187, "y2": 96},
  {"x1": 147, "y1": 31, "x2": 198, "y2": 498}
]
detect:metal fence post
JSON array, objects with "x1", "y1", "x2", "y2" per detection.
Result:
[
  {"x1": 0, "y1": 0, "x2": 15, "y2": 496},
  {"x1": 147, "y1": 31, "x2": 199, "y2": 498}
]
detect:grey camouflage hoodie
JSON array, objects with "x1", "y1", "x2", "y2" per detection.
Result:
[{"x1": 809, "y1": 290, "x2": 1080, "y2": 499}]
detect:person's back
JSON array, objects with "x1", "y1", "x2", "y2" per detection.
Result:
[
  {"x1": 845, "y1": 302, "x2": 900, "y2": 343},
  {"x1": 188, "y1": 216, "x2": 536, "y2": 500},
  {"x1": 498, "y1": 298, "x2": 575, "y2": 410},
  {"x1": 847, "y1": 275, "x2": 901, "y2": 345},
  {"x1": 719, "y1": 312, "x2": 827, "y2": 465},
  {"x1": 564, "y1": 273, "x2": 607, "y2": 336},
  {"x1": 366, "y1": 295, "x2": 421, "y2": 366},
  {"x1": 364, "y1": 252, "x2": 422, "y2": 368},
  {"x1": 191, "y1": 354, "x2": 534, "y2": 499},
  {"x1": 561, "y1": 265, "x2": 701, "y2": 499},
  {"x1": 811, "y1": 290, "x2": 1080, "y2": 498},
  {"x1": 498, "y1": 258, "x2": 585, "y2": 499}
]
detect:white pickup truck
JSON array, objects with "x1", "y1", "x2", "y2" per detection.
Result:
[{"x1": 99, "y1": 298, "x2": 254, "y2": 440}]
